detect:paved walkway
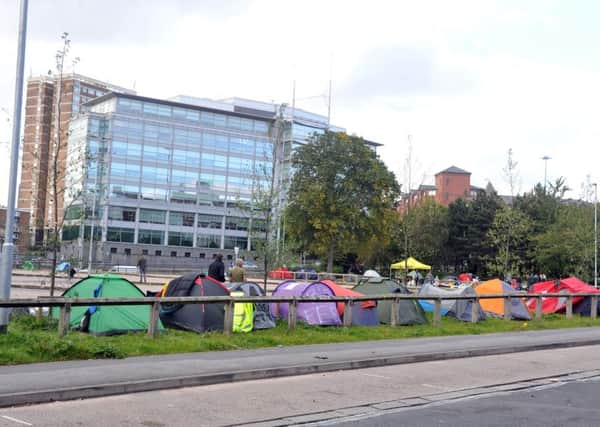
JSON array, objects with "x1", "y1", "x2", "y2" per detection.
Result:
[{"x1": 2, "y1": 327, "x2": 600, "y2": 408}]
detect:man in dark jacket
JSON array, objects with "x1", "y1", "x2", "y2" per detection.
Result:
[{"x1": 208, "y1": 253, "x2": 226, "y2": 282}]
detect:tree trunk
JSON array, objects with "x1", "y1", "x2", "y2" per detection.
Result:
[{"x1": 327, "y1": 241, "x2": 335, "y2": 273}]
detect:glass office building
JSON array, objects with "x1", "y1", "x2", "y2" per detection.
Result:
[{"x1": 61, "y1": 93, "x2": 379, "y2": 267}]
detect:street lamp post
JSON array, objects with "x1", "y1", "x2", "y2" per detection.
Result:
[
  {"x1": 541, "y1": 155, "x2": 551, "y2": 192},
  {"x1": 0, "y1": 0, "x2": 28, "y2": 334},
  {"x1": 594, "y1": 183, "x2": 598, "y2": 288}
]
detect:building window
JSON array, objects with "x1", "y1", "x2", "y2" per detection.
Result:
[
  {"x1": 155, "y1": 250, "x2": 162, "y2": 256},
  {"x1": 197, "y1": 234, "x2": 220, "y2": 248},
  {"x1": 108, "y1": 206, "x2": 136, "y2": 222},
  {"x1": 224, "y1": 236, "x2": 248, "y2": 250},
  {"x1": 199, "y1": 253, "x2": 205, "y2": 259},
  {"x1": 107, "y1": 227, "x2": 135, "y2": 243},
  {"x1": 110, "y1": 247, "x2": 117, "y2": 254},
  {"x1": 139, "y1": 209, "x2": 166, "y2": 224},
  {"x1": 142, "y1": 249, "x2": 148, "y2": 255},
  {"x1": 168, "y1": 231, "x2": 194, "y2": 247},
  {"x1": 124, "y1": 248, "x2": 131, "y2": 256},
  {"x1": 138, "y1": 229, "x2": 164, "y2": 245},
  {"x1": 225, "y1": 216, "x2": 249, "y2": 231},
  {"x1": 197, "y1": 214, "x2": 222, "y2": 229},
  {"x1": 170, "y1": 251, "x2": 177, "y2": 257},
  {"x1": 169, "y1": 211, "x2": 195, "y2": 227},
  {"x1": 184, "y1": 252, "x2": 191, "y2": 258}
]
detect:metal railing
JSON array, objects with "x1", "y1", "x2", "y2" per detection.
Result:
[{"x1": 1, "y1": 292, "x2": 598, "y2": 338}]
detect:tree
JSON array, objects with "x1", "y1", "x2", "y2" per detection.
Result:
[
  {"x1": 285, "y1": 131, "x2": 400, "y2": 272},
  {"x1": 484, "y1": 206, "x2": 532, "y2": 277},
  {"x1": 405, "y1": 199, "x2": 449, "y2": 270},
  {"x1": 534, "y1": 203, "x2": 594, "y2": 281}
]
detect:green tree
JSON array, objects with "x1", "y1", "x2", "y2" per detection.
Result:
[
  {"x1": 533, "y1": 203, "x2": 594, "y2": 281},
  {"x1": 484, "y1": 206, "x2": 532, "y2": 277},
  {"x1": 405, "y1": 199, "x2": 449, "y2": 270},
  {"x1": 285, "y1": 131, "x2": 400, "y2": 272}
]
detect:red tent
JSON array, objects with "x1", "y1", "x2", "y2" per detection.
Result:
[
  {"x1": 319, "y1": 279, "x2": 375, "y2": 315},
  {"x1": 526, "y1": 277, "x2": 597, "y2": 313}
]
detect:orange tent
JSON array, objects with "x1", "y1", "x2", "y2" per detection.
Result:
[{"x1": 474, "y1": 279, "x2": 531, "y2": 320}]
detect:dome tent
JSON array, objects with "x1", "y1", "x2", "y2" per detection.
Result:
[
  {"x1": 353, "y1": 278, "x2": 428, "y2": 325},
  {"x1": 271, "y1": 280, "x2": 341, "y2": 326},
  {"x1": 418, "y1": 283, "x2": 486, "y2": 322},
  {"x1": 474, "y1": 279, "x2": 531, "y2": 320},
  {"x1": 159, "y1": 273, "x2": 230, "y2": 333},
  {"x1": 318, "y1": 279, "x2": 379, "y2": 326},
  {"x1": 52, "y1": 274, "x2": 162, "y2": 335},
  {"x1": 228, "y1": 281, "x2": 276, "y2": 329}
]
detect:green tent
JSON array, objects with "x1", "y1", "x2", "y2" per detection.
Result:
[
  {"x1": 52, "y1": 274, "x2": 163, "y2": 335},
  {"x1": 353, "y1": 277, "x2": 428, "y2": 325}
]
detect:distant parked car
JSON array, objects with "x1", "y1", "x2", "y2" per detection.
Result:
[
  {"x1": 110, "y1": 265, "x2": 138, "y2": 273},
  {"x1": 242, "y1": 261, "x2": 260, "y2": 270},
  {"x1": 295, "y1": 268, "x2": 318, "y2": 280}
]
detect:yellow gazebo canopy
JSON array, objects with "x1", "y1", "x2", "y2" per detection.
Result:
[{"x1": 390, "y1": 256, "x2": 431, "y2": 271}]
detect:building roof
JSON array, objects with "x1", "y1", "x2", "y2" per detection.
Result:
[
  {"x1": 418, "y1": 184, "x2": 436, "y2": 191},
  {"x1": 435, "y1": 165, "x2": 471, "y2": 175}
]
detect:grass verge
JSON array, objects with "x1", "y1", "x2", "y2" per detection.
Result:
[{"x1": 2, "y1": 314, "x2": 600, "y2": 366}]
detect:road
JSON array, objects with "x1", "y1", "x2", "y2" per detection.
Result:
[{"x1": 1, "y1": 345, "x2": 600, "y2": 426}]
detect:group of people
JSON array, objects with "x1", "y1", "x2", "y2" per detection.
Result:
[{"x1": 136, "y1": 253, "x2": 246, "y2": 284}]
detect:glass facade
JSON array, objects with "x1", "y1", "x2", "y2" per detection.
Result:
[{"x1": 67, "y1": 93, "x2": 276, "y2": 254}]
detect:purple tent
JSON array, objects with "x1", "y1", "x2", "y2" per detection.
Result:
[{"x1": 271, "y1": 280, "x2": 342, "y2": 326}]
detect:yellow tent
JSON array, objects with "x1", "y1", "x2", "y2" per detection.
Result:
[{"x1": 390, "y1": 257, "x2": 431, "y2": 271}]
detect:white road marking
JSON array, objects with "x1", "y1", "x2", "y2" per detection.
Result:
[
  {"x1": 359, "y1": 373, "x2": 388, "y2": 379},
  {"x1": 1, "y1": 415, "x2": 33, "y2": 426},
  {"x1": 421, "y1": 383, "x2": 448, "y2": 390}
]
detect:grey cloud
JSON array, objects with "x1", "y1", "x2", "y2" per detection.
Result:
[
  {"x1": 339, "y1": 45, "x2": 475, "y2": 101},
  {"x1": 1, "y1": 0, "x2": 249, "y2": 44}
]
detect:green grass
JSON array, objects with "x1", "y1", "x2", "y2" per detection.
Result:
[{"x1": 2, "y1": 313, "x2": 600, "y2": 366}]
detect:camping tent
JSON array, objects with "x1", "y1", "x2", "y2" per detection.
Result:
[
  {"x1": 474, "y1": 279, "x2": 531, "y2": 320},
  {"x1": 228, "y1": 282, "x2": 276, "y2": 329},
  {"x1": 390, "y1": 257, "x2": 431, "y2": 271},
  {"x1": 418, "y1": 283, "x2": 486, "y2": 322},
  {"x1": 363, "y1": 269, "x2": 381, "y2": 278},
  {"x1": 526, "y1": 277, "x2": 598, "y2": 315},
  {"x1": 53, "y1": 274, "x2": 162, "y2": 335},
  {"x1": 353, "y1": 278, "x2": 428, "y2": 325},
  {"x1": 270, "y1": 280, "x2": 341, "y2": 326},
  {"x1": 318, "y1": 279, "x2": 379, "y2": 326},
  {"x1": 160, "y1": 273, "x2": 230, "y2": 333}
]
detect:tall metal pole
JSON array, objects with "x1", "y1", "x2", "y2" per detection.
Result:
[
  {"x1": 0, "y1": 0, "x2": 29, "y2": 333},
  {"x1": 594, "y1": 183, "x2": 597, "y2": 288},
  {"x1": 541, "y1": 155, "x2": 551, "y2": 192}
]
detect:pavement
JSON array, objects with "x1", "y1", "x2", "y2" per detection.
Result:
[{"x1": 2, "y1": 327, "x2": 600, "y2": 408}]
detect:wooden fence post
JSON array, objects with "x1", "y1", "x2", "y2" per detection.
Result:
[
  {"x1": 433, "y1": 299, "x2": 441, "y2": 327},
  {"x1": 504, "y1": 296, "x2": 511, "y2": 321},
  {"x1": 58, "y1": 303, "x2": 71, "y2": 338},
  {"x1": 343, "y1": 300, "x2": 353, "y2": 327},
  {"x1": 566, "y1": 295, "x2": 573, "y2": 319},
  {"x1": 591, "y1": 295, "x2": 598, "y2": 319},
  {"x1": 535, "y1": 296, "x2": 543, "y2": 320},
  {"x1": 223, "y1": 300, "x2": 234, "y2": 335},
  {"x1": 288, "y1": 299, "x2": 298, "y2": 330},
  {"x1": 390, "y1": 298, "x2": 400, "y2": 327},
  {"x1": 471, "y1": 297, "x2": 479, "y2": 323},
  {"x1": 147, "y1": 301, "x2": 160, "y2": 338}
]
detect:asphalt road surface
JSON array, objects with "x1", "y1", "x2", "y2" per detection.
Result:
[
  {"x1": 1, "y1": 345, "x2": 600, "y2": 426},
  {"x1": 336, "y1": 377, "x2": 600, "y2": 427}
]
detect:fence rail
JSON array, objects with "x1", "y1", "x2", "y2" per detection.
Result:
[{"x1": 1, "y1": 292, "x2": 598, "y2": 338}]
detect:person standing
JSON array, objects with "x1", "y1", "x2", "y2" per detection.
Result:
[
  {"x1": 230, "y1": 259, "x2": 245, "y2": 282},
  {"x1": 137, "y1": 255, "x2": 147, "y2": 283},
  {"x1": 208, "y1": 253, "x2": 226, "y2": 282}
]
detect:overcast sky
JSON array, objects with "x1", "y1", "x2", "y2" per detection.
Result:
[{"x1": 1, "y1": 0, "x2": 599, "y2": 204}]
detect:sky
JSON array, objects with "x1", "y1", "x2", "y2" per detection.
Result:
[{"x1": 1, "y1": 0, "x2": 600, "y2": 204}]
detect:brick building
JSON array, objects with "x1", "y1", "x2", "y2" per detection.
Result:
[
  {"x1": 397, "y1": 166, "x2": 484, "y2": 213},
  {"x1": 18, "y1": 74, "x2": 134, "y2": 246},
  {"x1": 0, "y1": 208, "x2": 31, "y2": 254}
]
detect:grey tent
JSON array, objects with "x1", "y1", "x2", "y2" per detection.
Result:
[
  {"x1": 418, "y1": 283, "x2": 486, "y2": 322},
  {"x1": 353, "y1": 277, "x2": 428, "y2": 325},
  {"x1": 227, "y1": 282, "x2": 276, "y2": 329}
]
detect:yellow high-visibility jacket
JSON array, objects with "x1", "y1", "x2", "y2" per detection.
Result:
[{"x1": 231, "y1": 291, "x2": 254, "y2": 333}]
